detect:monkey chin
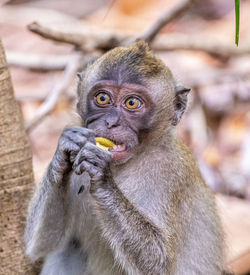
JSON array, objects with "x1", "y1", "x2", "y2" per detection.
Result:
[{"x1": 108, "y1": 144, "x2": 132, "y2": 164}]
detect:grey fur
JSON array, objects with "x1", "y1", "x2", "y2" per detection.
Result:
[{"x1": 25, "y1": 42, "x2": 225, "y2": 275}]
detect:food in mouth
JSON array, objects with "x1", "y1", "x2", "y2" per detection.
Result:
[
  {"x1": 95, "y1": 137, "x2": 126, "y2": 154},
  {"x1": 95, "y1": 137, "x2": 115, "y2": 150}
]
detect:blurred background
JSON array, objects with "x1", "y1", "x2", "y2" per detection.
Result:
[{"x1": 0, "y1": 0, "x2": 250, "y2": 273}]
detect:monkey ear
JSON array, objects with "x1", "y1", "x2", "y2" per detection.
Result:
[
  {"x1": 172, "y1": 86, "x2": 190, "y2": 126},
  {"x1": 77, "y1": 56, "x2": 99, "y2": 82}
]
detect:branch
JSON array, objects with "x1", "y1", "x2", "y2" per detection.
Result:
[
  {"x1": 138, "y1": 0, "x2": 195, "y2": 43},
  {"x1": 25, "y1": 53, "x2": 82, "y2": 132},
  {"x1": 6, "y1": 51, "x2": 71, "y2": 71},
  {"x1": 27, "y1": 1, "x2": 196, "y2": 50},
  {"x1": 16, "y1": 92, "x2": 75, "y2": 103},
  {"x1": 152, "y1": 34, "x2": 250, "y2": 59},
  {"x1": 28, "y1": 22, "x2": 84, "y2": 48},
  {"x1": 28, "y1": 22, "x2": 129, "y2": 52},
  {"x1": 27, "y1": 21, "x2": 250, "y2": 59}
]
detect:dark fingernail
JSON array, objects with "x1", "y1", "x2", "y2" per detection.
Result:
[{"x1": 78, "y1": 185, "x2": 84, "y2": 194}]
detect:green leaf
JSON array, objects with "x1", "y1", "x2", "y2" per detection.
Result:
[{"x1": 235, "y1": 0, "x2": 240, "y2": 46}]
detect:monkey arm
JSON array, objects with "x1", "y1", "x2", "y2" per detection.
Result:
[
  {"x1": 25, "y1": 127, "x2": 95, "y2": 261},
  {"x1": 24, "y1": 164, "x2": 70, "y2": 261},
  {"x1": 91, "y1": 172, "x2": 169, "y2": 275}
]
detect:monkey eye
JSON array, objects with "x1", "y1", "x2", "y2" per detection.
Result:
[
  {"x1": 124, "y1": 97, "x2": 142, "y2": 110},
  {"x1": 95, "y1": 91, "x2": 112, "y2": 106}
]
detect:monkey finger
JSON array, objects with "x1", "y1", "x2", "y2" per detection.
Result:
[
  {"x1": 87, "y1": 134, "x2": 96, "y2": 145},
  {"x1": 73, "y1": 148, "x2": 106, "y2": 170},
  {"x1": 72, "y1": 148, "x2": 89, "y2": 169},
  {"x1": 59, "y1": 139, "x2": 80, "y2": 155},
  {"x1": 66, "y1": 127, "x2": 95, "y2": 137},
  {"x1": 63, "y1": 132, "x2": 88, "y2": 148},
  {"x1": 66, "y1": 127, "x2": 96, "y2": 145},
  {"x1": 74, "y1": 161, "x2": 103, "y2": 180},
  {"x1": 69, "y1": 127, "x2": 96, "y2": 141},
  {"x1": 69, "y1": 151, "x2": 78, "y2": 163},
  {"x1": 84, "y1": 142, "x2": 112, "y2": 162}
]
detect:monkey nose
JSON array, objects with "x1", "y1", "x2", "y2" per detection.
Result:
[
  {"x1": 105, "y1": 117, "x2": 120, "y2": 128},
  {"x1": 105, "y1": 109, "x2": 120, "y2": 128}
]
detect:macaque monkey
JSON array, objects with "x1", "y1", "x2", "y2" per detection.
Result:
[{"x1": 25, "y1": 41, "x2": 225, "y2": 275}]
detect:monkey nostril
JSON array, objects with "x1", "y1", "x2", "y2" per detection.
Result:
[
  {"x1": 106, "y1": 120, "x2": 119, "y2": 129},
  {"x1": 105, "y1": 115, "x2": 120, "y2": 128},
  {"x1": 106, "y1": 121, "x2": 111, "y2": 128}
]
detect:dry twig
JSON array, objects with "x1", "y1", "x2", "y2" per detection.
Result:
[
  {"x1": 16, "y1": 92, "x2": 75, "y2": 103},
  {"x1": 28, "y1": 22, "x2": 129, "y2": 52},
  {"x1": 152, "y1": 34, "x2": 250, "y2": 59},
  {"x1": 27, "y1": 22, "x2": 250, "y2": 59},
  {"x1": 28, "y1": 22, "x2": 84, "y2": 48},
  {"x1": 6, "y1": 51, "x2": 71, "y2": 71},
  {"x1": 139, "y1": 0, "x2": 195, "y2": 43},
  {"x1": 25, "y1": 53, "x2": 82, "y2": 132}
]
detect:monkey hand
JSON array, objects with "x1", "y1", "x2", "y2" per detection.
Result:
[
  {"x1": 72, "y1": 141, "x2": 112, "y2": 185},
  {"x1": 49, "y1": 127, "x2": 95, "y2": 183}
]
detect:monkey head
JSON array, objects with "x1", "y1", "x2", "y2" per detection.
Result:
[{"x1": 77, "y1": 41, "x2": 190, "y2": 164}]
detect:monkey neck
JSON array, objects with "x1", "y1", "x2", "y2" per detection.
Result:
[
  {"x1": 111, "y1": 126, "x2": 177, "y2": 173},
  {"x1": 140, "y1": 124, "x2": 175, "y2": 148}
]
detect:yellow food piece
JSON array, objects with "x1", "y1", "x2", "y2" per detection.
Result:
[{"x1": 95, "y1": 137, "x2": 115, "y2": 150}]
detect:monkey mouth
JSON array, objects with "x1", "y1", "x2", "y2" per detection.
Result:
[
  {"x1": 108, "y1": 143, "x2": 128, "y2": 162},
  {"x1": 108, "y1": 144, "x2": 126, "y2": 153},
  {"x1": 94, "y1": 134, "x2": 130, "y2": 161}
]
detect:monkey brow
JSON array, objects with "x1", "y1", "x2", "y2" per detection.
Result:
[
  {"x1": 88, "y1": 80, "x2": 150, "y2": 94},
  {"x1": 96, "y1": 63, "x2": 146, "y2": 87}
]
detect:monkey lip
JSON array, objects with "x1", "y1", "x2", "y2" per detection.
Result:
[
  {"x1": 108, "y1": 144, "x2": 128, "y2": 161},
  {"x1": 108, "y1": 144, "x2": 126, "y2": 153}
]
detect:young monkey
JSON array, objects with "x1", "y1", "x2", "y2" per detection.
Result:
[{"x1": 25, "y1": 41, "x2": 226, "y2": 275}]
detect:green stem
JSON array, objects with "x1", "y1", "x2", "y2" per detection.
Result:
[{"x1": 235, "y1": 0, "x2": 240, "y2": 46}]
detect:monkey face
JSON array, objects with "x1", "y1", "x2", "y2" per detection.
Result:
[
  {"x1": 77, "y1": 41, "x2": 190, "y2": 164},
  {"x1": 84, "y1": 80, "x2": 154, "y2": 164}
]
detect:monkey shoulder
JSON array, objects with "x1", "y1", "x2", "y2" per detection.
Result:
[
  {"x1": 171, "y1": 139, "x2": 222, "y2": 230},
  {"x1": 173, "y1": 139, "x2": 205, "y2": 184},
  {"x1": 158, "y1": 138, "x2": 215, "y2": 203}
]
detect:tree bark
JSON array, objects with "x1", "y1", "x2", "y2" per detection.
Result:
[{"x1": 0, "y1": 39, "x2": 39, "y2": 274}]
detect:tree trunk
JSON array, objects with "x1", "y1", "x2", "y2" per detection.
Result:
[{"x1": 0, "y1": 39, "x2": 39, "y2": 274}]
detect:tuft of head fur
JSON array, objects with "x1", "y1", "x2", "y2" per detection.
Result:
[
  {"x1": 117, "y1": 40, "x2": 164, "y2": 77},
  {"x1": 83, "y1": 40, "x2": 173, "y2": 87}
]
